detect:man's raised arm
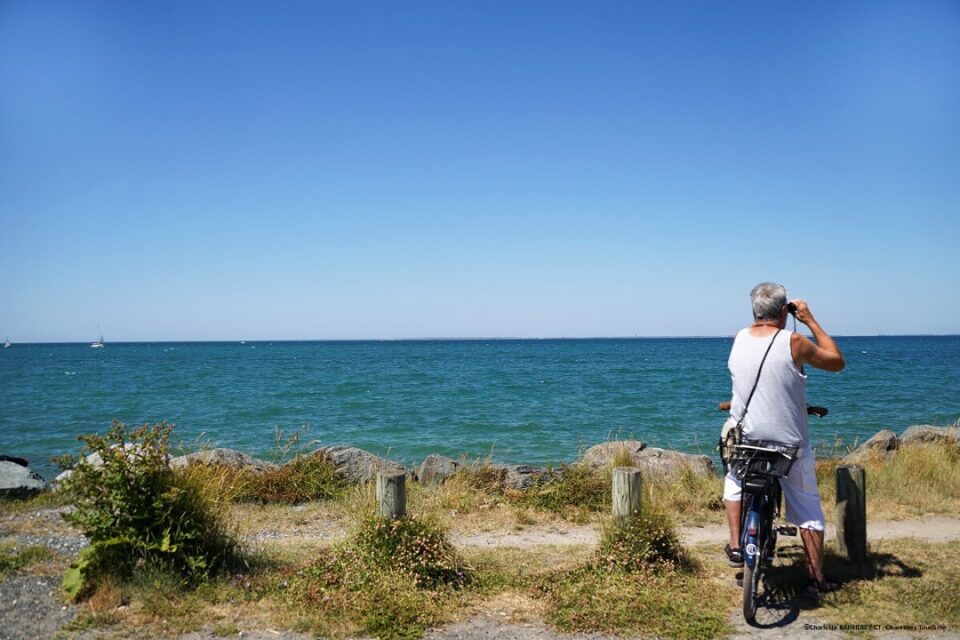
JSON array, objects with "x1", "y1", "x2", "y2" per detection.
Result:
[{"x1": 790, "y1": 299, "x2": 845, "y2": 372}]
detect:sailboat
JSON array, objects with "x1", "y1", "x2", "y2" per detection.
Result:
[
  {"x1": 3, "y1": 337, "x2": 10, "y2": 349},
  {"x1": 91, "y1": 328, "x2": 104, "y2": 348}
]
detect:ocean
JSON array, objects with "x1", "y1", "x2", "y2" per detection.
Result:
[{"x1": 2, "y1": 337, "x2": 958, "y2": 482}]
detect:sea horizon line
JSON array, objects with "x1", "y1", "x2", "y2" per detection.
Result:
[{"x1": 3, "y1": 333, "x2": 959, "y2": 346}]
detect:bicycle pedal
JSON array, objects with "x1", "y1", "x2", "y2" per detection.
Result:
[{"x1": 776, "y1": 525, "x2": 798, "y2": 536}]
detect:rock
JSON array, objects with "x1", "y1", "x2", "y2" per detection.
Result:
[
  {"x1": 493, "y1": 464, "x2": 557, "y2": 490},
  {"x1": 901, "y1": 425, "x2": 960, "y2": 446},
  {"x1": 169, "y1": 448, "x2": 277, "y2": 474},
  {"x1": 581, "y1": 440, "x2": 647, "y2": 468},
  {"x1": 843, "y1": 430, "x2": 899, "y2": 464},
  {"x1": 634, "y1": 448, "x2": 715, "y2": 476},
  {"x1": 418, "y1": 454, "x2": 460, "y2": 485},
  {"x1": 312, "y1": 446, "x2": 405, "y2": 484},
  {"x1": 581, "y1": 440, "x2": 714, "y2": 476},
  {"x1": 0, "y1": 460, "x2": 46, "y2": 498},
  {"x1": 0, "y1": 455, "x2": 29, "y2": 467}
]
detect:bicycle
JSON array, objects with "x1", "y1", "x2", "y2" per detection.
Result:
[{"x1": 723, "y1": 404, "x2": 828, "y2": 623}]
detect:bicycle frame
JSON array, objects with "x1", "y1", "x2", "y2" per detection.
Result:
[
  {"x1": 740, "y1": 473, "x2": 782, "y2": 570},
  {"x1": 733, "y1": 440, "x2": 797, "y2": 623}
]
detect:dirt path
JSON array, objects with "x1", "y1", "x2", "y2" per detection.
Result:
[{"x1": 450, "y1": 516, "x2": 960, "y2": 549}]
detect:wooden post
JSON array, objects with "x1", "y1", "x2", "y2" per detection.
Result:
[
  {"x1": 836, "y1": 465, "x2": 866, "y2": 563},
  {"x1": 612, "y1": 467, "x2": 642, "y2": 520},
  {"x1": 376, "y1": 471, "x2": 407, "y2": 519}
]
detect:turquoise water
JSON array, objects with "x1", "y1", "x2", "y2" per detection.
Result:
[{"x1": 2, "y1": 337, "x2": 958, "y2": 481}]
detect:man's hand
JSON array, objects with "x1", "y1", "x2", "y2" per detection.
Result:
[
  {"x1": 789, "y1": 299, "x2": 845, "y2": 372},
  {"x1": 789, "y1": 299, "x2": 815, "y2": 326}
]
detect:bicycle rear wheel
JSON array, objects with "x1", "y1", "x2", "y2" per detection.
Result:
[{"x1": 742, "y1": 561, "x2": 760, "y2": 622}]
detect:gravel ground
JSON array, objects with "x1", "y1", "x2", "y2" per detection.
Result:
[
  {"x1": 0, "y1": 575, "x2": 77, "y2": 640},
  {"x1": 422, "y1": 617, "x2": 622, "y2": 640}
]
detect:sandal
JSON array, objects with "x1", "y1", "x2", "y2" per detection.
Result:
[
  {"x1": 805, "y1": 577, "x2": 840, "y2": 596},
  {"x1": 725, "y1": 544, "x2": 744, "y2": 568}
]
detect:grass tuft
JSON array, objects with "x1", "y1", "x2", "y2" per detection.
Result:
[
  {"x1": 244, "y1": 452, "x2": 350, "y2": 504},
  {"x1": 0, "y1": 543, "x2": 55, "y2": 580},
  {"x1": 348, "y1": 514, "x2": 474, "y2": 589},
  {"x1": 596, "y1": 509, "x2": 689, "y2": 573}
]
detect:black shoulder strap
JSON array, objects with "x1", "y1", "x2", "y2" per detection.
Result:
[{"x1": 739, "y1": 329, "x2": 781, "y2": 425}]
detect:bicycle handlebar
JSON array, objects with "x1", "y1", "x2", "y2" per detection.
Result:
[{"x1": 717, "y1": 401, "x2": 828, "y2": 418}]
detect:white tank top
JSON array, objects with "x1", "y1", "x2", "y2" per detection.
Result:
[{"x1": 728, "y1": 328, "x2": 808, "y2": 447}]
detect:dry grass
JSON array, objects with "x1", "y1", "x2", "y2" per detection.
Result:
[
  {"x1": 815, "y1": 539, "x2": 960, "y2": 631},
  {"x1": 407, "y1": 466, "x2": 585, "y2": 534},
  {"x1": 0, "y1": 491, "x2": 67, "y2": 516},
  {"x1": 0, "y1": 505, "x2": 79, "y2": 538},
  {"x1": 817, "y1": 440, "x2": 960, "y2": 521},
  {"x1": 645, "y1": 467, "x2": 725, "y2": 525}
]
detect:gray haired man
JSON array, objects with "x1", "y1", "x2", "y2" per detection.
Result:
[{"x1": 722, "y1": 282, "x2": 844, "y2": 595}]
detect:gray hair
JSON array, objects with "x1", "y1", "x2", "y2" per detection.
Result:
[{"x1": 750, "y1": 282, "x2": 787, "y2": 320}]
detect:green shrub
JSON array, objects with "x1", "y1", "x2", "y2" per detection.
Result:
[{"x1": 57, "y1": 420, "x2": 242, "y2": 600}]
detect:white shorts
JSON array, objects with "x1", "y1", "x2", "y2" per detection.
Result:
[{"x1": 723, "y1": 445, "x2": 825, "y2": 532}]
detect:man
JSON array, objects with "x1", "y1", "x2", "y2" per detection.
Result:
[{"x1": 722, "y1": 282, "x2": 844, "y2": 595}]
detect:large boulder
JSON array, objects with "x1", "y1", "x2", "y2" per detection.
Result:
[
  {"x1": 418, "y1": 454, "x2": 460, "y2": 485},
  {"x1": 634, "y1": 448, "x2": 715, "y2": 476},
  {"x1": 0, "y1": 460, "x2": 46, "y2": 498},
  {"x1": 581, "y1": 440, "x2": 647, "y2": 468},
  {"x1": 169, "y1": 448, "x2": 277, "y2": 474},
  {"x1": 901, "y1": 425, "x2": 959, "y2": 446},
  {"x1": 843, "y1": 430, "x2": 899, "y2": 464},
  {"x1": 312, "y1": 446, "x2": 405, "y2": 484},
  {"x1": 581, "y1": 440, "x2": 714, "y2": 476}
]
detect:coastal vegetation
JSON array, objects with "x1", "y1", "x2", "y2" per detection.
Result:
[
  {"x1": 816, "y1": 439, "x2": 960, "y2": 519},
  {"x1": 1, "y1": 419, "x2": 958, "y2": 638},
  {"x1": 54, "y1": 421, "x2": 244, "y2": 600}
]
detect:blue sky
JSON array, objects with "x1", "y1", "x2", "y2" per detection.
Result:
[{"x1": 1, "y1": 1, "x2": 958, "y2": 341}]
